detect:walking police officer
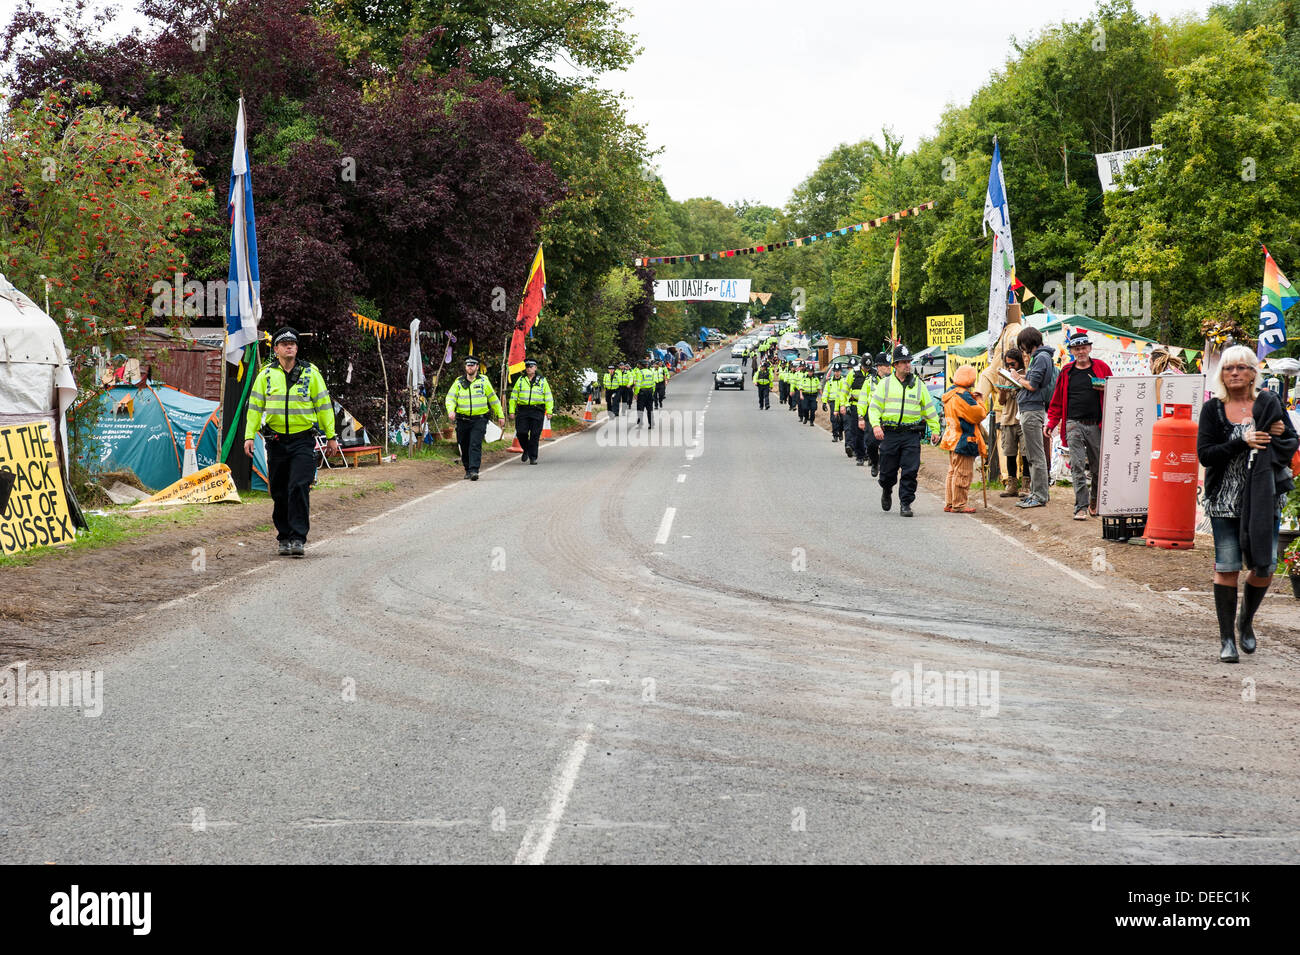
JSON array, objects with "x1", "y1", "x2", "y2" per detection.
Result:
[
  {"x1": 445, "y1": 355, "x2": 505, "y2": 481},
  {"x1": 243, "y1": 326, "x2": 336, "y2": 556},
  {"x1": 509, "y1": 358, "x2": 554, "y2": 465},
  {"x1": 617, "y1": 361, "x2": 634, "y2": 415},
  {"x1": 843, "y1": 357, "x2": 868, "y2": 464},
  {"x1": 868, "y1": 344, "x2": 941, "y2": 517},
  {"x1": 634, "y1": 358, "x2": 656, "y2": 429},
  {"x1": 602, "y1": 363, "x2": 620, "y2": 417},
  {"x1": 755, "y1": 362, "x2": 772, "y2": 409},
  {"x1": 859, "y1": 351, "x2": 891, "y2": 475}
]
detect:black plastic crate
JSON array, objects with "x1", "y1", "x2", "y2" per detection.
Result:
[{"x1": 1102, "y1": 515, "x2": 1146, "y2": 542}]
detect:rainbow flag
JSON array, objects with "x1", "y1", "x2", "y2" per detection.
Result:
[{"x1": 1258, "y1": 246, "x2": 1297, "y2": 359}]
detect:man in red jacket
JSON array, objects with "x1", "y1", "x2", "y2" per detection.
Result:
[{"x1": 1047, "y1": 330, "x2": 1112, "y2": 519}]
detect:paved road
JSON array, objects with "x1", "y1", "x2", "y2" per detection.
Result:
[{"x1": 3, "y1": 348, "x2": 1298, "y2": 863}]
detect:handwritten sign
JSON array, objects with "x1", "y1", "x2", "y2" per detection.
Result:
[
  {"x1": 926, "y1": 314, "x2": 966, "y2": 348},
  {"x1": 653, "y1": 279, "x2": 752, "y2": 303},
  {"x1": 0, "y1": 421, "x2": 77, "y2": 554},
  {"x1": 947, "y1": 350, "x2": 989, "y2": 386},
  {"x1": 136, "y1": 463, "x2": 242, "y2": 507},
  {"x1": 1098, "y1": 375, "x2": 1205, "y2": 517}
]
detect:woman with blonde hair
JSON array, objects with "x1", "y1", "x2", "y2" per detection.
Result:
[{"x1": 1197, "y1": 345, "x2": 1299, "y2": 662}]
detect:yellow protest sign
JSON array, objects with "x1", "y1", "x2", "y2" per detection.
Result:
[
  {"x1": 0, "y1": 420, "x2": 77, "y2": 554},
  {"x1": 136, "y1": 463, "x2": 242, "y2": 507},
  {"x1": 947, "y1": 350, "x2": 989, "y2": 385},
  {"x1": 927, "y1": 314, "x2": 966, "y2": 348}
]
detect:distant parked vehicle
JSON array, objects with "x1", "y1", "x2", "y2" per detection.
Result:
[{"x1": 714, "y1": 364, "x2": 745, "y2": 390}]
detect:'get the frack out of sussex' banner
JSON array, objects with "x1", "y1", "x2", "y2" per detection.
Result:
[
  {"x1": 653, "y1": 279, "x2": 751, "y2": 303},
  {"x1": 0, "y1": 420, "x2": 77, "y2": 554}
]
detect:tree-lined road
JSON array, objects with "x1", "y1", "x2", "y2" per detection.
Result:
[{"x1": 3, "y1": 350, "x2": 1298, "y2": 863}]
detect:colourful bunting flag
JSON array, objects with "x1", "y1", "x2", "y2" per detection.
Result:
[{"x1": 632, "y1": 200, "x2": 937, "y2": 266}]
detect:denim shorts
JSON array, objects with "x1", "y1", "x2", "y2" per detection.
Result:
[{"x1": 1210, "y1": 515, "x2": 1279, "y2": 575}]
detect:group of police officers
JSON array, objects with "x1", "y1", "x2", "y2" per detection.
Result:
[
  {"x1": 243, "y1": 323, "x2": 938, "y2": 558},
  {"x1": 601, "y1": 358, "x2": 672, "y2": 429},
  {"x1": 753, "y1": 344, "x2": 941, "y2": 517}
]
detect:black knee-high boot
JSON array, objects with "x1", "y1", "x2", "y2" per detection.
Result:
[
  {"x1": 1214, "y1": 584, "x2": 1239, "y2": 662},
  {"x1": 1238, "y1": 583, "x2": 1267, "y2": 654}
]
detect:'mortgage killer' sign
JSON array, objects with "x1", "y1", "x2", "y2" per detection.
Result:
[{"x1": 653, "y1": 279, "x2": 751, "y2": 303}]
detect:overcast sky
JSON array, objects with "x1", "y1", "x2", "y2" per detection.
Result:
[
  {"x1": 609, "y1": 0, "x2": 1211, "y2": 207},
  {"x1": 20, "y1": 0, "x2": 1212, "y2": 209}
]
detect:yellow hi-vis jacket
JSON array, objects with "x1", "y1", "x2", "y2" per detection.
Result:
[
  {"x1": 509, "y1": 374, "x2": 554, "y2": 415},
  {"x1": 634, "y1": 368, "x2": 657, "y2": 392},
  {"x1": 245, "y1": 361, "x2": 335, "y2": 440},
  {"x1": 867, "y1": 372, "x2": 942, "y2": 432},
  {"x1": 445, "y1": 373, "x2": 503, "y2": 417},
  {"x1": 602, "y1": 371, "x2": 619, "y2": 391}
]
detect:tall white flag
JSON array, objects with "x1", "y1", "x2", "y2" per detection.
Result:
[{"x1": 983, "y1": 140, "x2": 1014, "y2": 355}]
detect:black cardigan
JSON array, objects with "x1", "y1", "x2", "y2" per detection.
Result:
[{"x1": 1198, "y1": 392, "x2": 1298, "y2": 572}]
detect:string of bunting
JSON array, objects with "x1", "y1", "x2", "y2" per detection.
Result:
[
  {"x1": 353, "y1": 311, "x2": 404, "y2": 339},
  {"x1": 634, "y1": 200, "x2": 937, "y2": 267},
  {"x1": 351, "y1": 312, "x2": 442, "y2": 342}
]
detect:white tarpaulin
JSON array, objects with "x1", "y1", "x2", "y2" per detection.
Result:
[
  {"x1": 0, "y1": 273, "x2": 77, "y2": 470},
  {"x1": 653, "y1": 279, "x2": 751, "y2": 303},
  {"x1": 1095, "y1": 145, "x2": 1163, "y2": 192}
]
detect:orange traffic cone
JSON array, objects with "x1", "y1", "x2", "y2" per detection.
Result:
[
  {"x1": 182, "y1": 431, "x2": 198, "y2": 477},
  {"x1": 541, "y1": 415, "x2": 554, "y2": 439},
  {"x1": 582, "y1": 398, "x2": 594, "y2": 422},
  {"x1": 507, "y1": 432, "x2": 524, "y2": 453}
]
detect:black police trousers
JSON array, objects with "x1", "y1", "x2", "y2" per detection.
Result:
[
  {"x1": 844, "y1": 410, "x2": 863, "y2": 458},
  {"x1": 864, "y1": 426, "x2": 881, "y2": 466},
  {"x1": 879, "y1": 428, "x2": 922, "y2": 506},
  {"x1": 456, "y1": 414, "x2": 489, "y2": 472},
  {"x1": 516, "y1": 407, "x2": 544, "y2": 461},
  {"x1": 606, "y1": 388, "x2": 620, "y2": 417},
  {"x1": 619, "y1": 386, "x2": 633, "y2": 413},
  {"x1": 778, "y1": 381, "x2": 789, "y2": 404},
  {"x1": 636, "y1": 389, "x2": 655, "y2": 428},
  {"x1": 757, "y1": 384, "x2": 770, "y2": 409},
  {"x1": 267, "y1": 430, "x2": 316, "y2": 542}
]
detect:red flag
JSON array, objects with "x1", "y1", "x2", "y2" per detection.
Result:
[{"x1": 507, "y1": 246, "x2": 546, "y2": 375}]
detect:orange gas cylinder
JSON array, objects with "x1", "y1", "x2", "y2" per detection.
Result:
[{"x1": 1146, "y1": 403, "x2": 1198, "y2": 549}]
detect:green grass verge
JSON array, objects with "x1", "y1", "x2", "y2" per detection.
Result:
[{"x1": 0, "y1": 505, "x2": 207, "y2": 567}]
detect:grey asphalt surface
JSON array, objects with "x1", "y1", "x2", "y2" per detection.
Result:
[{"x1": 3, "y1": 346, "x2": 1299, "y2": 864}]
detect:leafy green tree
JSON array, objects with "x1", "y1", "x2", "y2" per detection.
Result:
[
  {"x1": 0, "y1": 83, "x2": 209, "y2": 387},
  {"x1": 1084, "y1": 25, "x2": 1300, "y2": 345}
]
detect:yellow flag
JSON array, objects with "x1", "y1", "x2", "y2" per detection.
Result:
[{"x1": 890, "y1": 231, "x2": 901, "y2": 307}]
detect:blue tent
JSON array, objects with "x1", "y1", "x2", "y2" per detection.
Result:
[
  {"x1": 674, "y1": 340, "x2": 695, "y2": 359},
  {"x1": 81, "y1": 382, "x2": 268, "y2": 492}
]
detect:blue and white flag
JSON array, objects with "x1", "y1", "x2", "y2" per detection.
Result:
[
  {"x1": 225, "y1": 98, "x2": 261, "y2": 364},
  {"x1": 983, "y1": 140, "x2": 1015, "y2": 354}
]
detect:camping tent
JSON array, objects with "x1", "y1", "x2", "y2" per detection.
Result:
[
  {"x1": 674, "y1": 340, "x2": 695, "y2": 359},
  {"x1": 81, "y1": 382, "x2": 268, "y2": 491},
  {"x1": 0, "y1": 273, "x2": 77, "y2": 467}
]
